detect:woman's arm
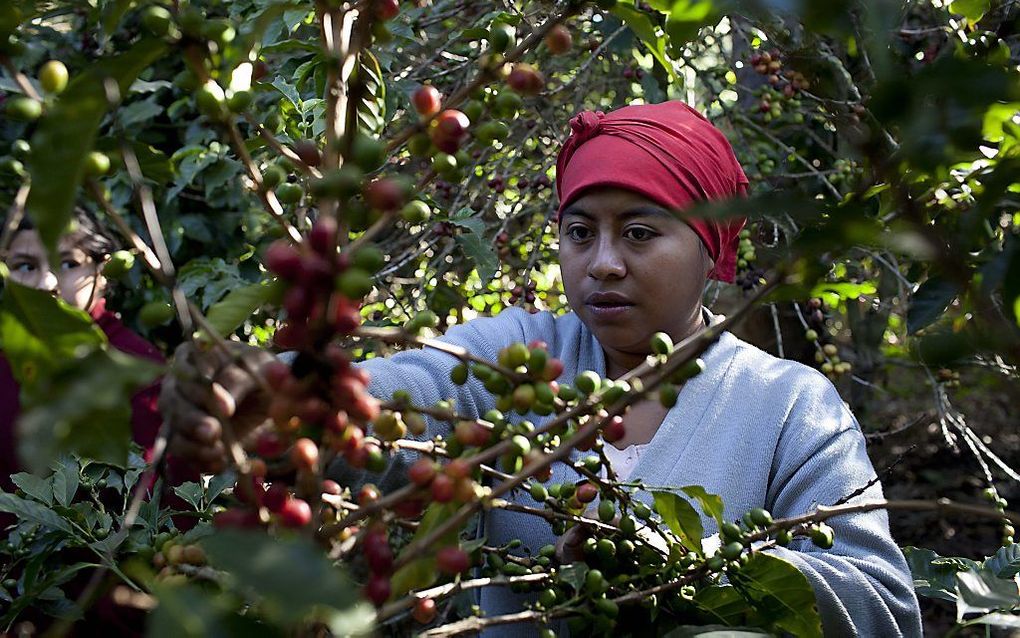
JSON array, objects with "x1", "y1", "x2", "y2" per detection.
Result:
[{"x1": 764, "y1": 381, "x2": 923, "y2": 637}]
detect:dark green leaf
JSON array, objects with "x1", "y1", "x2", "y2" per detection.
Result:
[
  {"x1": 652, "y1": 491, "x2": 703, "y2": 553},
  {"x1": 455, "y1": 231, "x2": 499, "y2": 283},
  {"x1": 729, "y1": 553, "x2": 822, "y2": 638},
  {"x1": 200, "y1": 279, "x2": 285, "y2": 339},
  {"x1": 663, "y1": 626, "x2": 772, "y2": 638},
  {"x1": 17, "y1": 349, "x2": 162, "y2": 472},
  {"x1": 558, "y1": 562, "x2": 589, "y2": 593},
  {"x1": 907, "y1": 276, "x2": 958, "y2": 334},
  {"x1": 173, "y1": 482, "x2": 205, "y2": 512},
  {"x1": 50, "y1": 456, "x2": 80, "y2": 507},
  {"x1": 0, "y1": 493, "x2": 73, "y2": 534},
  {"x1": 202, "y1": 530, "x2": 358, "y2": 625},
  {"x1": 692, "y1": 585, "x2": 748, "y2": 625},
  {"x1": 390, "y1": 557, "x2": 437, "y2": 597},
  {"x1": 0, "y1": 282, "x2": 106, "y2": 383},
  {"x1": 10, "y1": 473, "x2": 53, "y2": 506},
  {"x1": 147, "y1": 582, "x2": 283, "y2": 638},
  {"x1": 983, "y1": 544, "x2": 1020, "y2": 579},
  {"x1": 955, "y1": 568, "x2": 1020, "y2": 617}
]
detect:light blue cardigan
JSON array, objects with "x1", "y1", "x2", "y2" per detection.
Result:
[{"x1": 341, "y1": 307, "x2": 922, "y2": 636}]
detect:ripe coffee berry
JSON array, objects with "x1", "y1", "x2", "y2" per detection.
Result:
[
  {"x1": 291, "y1": 438, "x2": 320, "y2": 470},
  {"x1": 603, "y1": 415, "x2": 626, "y2": 443},
  {"x1": 412, "y1": 597, "x2": 437, "y2": 624},
  {"x1": 576, "y1": 482, "x2": 599, "y2": 504},
  {"x1": 364, "y1": 574, "x2": 392, "y2": 606},
  {"x1": 278, "y1": 498, "x2": 312, "y2": 528},
  {"x1": 411, "y1": 85, "x2": 441, "y2": 116},
  {"x1": 436, "y1": 546, "x2": 470, "y2": 574},
  {"x1": 431, "y1": 473, "x2": 455, "y2": 502},
  {"x1": 263, "y1": 483, "x2": 289, "y2": 513},
  {"x1": 409, "y1": 458, "x2": 437, "y2": 486}
]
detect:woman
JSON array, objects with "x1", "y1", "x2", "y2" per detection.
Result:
[
  {"x1": 0, "y1": 209, "x2": 193, "y2": 494},
  {"x1": 162, "y1": 101, "x2": 922, "y2": 636}
]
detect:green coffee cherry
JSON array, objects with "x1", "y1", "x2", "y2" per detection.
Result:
[
  {"x1": 450, "y1": 363, "x2": 469, "y2": 385},
  {"x1": 650, "y1": 331, "x2": 673, "y2": 355},
  {"x1": 809, "y1": 523, "x2": 835, "y2": 549}
]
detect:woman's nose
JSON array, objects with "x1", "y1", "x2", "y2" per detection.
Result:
[
  {"x1": 587, "y1": 238, "x2": 626, "y2": 280},
  {"x1": 38, "y1": 269, "x2": 59, "y2": 294}
]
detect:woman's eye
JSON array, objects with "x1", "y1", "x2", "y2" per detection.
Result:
[
  {"x1": 566, "y1": 226, "x2": 593, "y2": 242},
  {"x1": 10, "y1": 262, "x2": 35, "y2": 273},
  {"x1": 61, "y1": 259, "x2": 82, "y2": 271},
  {"x1": 624, "y1": 227, "x2": 656, "y2": 241}
]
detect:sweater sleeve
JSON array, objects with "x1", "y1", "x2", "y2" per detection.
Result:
[
  {"x1": 764, "y1": 378, "x2": 922, "y2": 637},
  {"x1": 326, "y1": 311, "x2": 533, "y2": 492}
]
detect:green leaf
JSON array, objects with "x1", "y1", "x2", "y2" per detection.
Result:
[
  {"x1": 148, "y1": 581, "x2": 284, "y2": 638},
  {"x1": 173, "y1": 482, "x2": 205, "y2": 512},
  {"x1": 950, "y1": 0, "x2": 990, "y2": 21},
  {"x1": 10, "y1": 472, "x2": 53, "y2": 506},
  {"x1": 390, "y1": 557, "x2": 437, "y2": 597},
  {"x1": 0, "y1": 493, "x2": 73, "y2": 534},
  {"x1": 729, "y1": 553, "x2": 823, "y2": 638},
  {"x1": 200, "y1": 279, "x2": 285, "y2": 339},
  {"x1": 907, "y1": 276, "x2": 958, "y2": 334},
  {"x1": 680, "y1": 485, "x2": 725, "y2": 526},
  {"x1": 663, "y1": 626, "x2": 772, "y2": 638},
  {"x1": 955, "y1": 568, "x2": 1020, "y2": 620},
  {"x1": 665, "y1": 0, "x2": 716, "y2": 52},
  {"x1": 206, "y1": 471, "x2": 236, "y2": 506},
  {"x1": 16, "y1": 349, "x2": 162, "y2": 472},
  {"x1": 810, "y1": 281, "x2": 877, "y2": 309},
  {"x1": 652, "y1": 491, "x2": 703, "y2": 553},
  {"x1": 692, "y1": 585, "x2": 748, "y2": 625},
  {"x1": 0, "y1": 282, "x2": 106, "y2": 383},
  {"x1": 25, "y1": 38, "x2": 166, "y2": 253},
  {"x1": 557, "y1": 562, "x2": 589, "y2": 593},
  {"x1": 983, "y1": 544, "x2": 1020, "y2": 579},
  {"x1": 202, "y1": 530, "x2": 358, "y2": 626},
  {"x1": 611, "y1": 3, "x2": 676, "y2": 80},
  {"x1": 455, "y1": 231, "x2": 499, "y2": 283},
  {"x1": 50, "y1": 457, "x2": 79, "y2": 507}
]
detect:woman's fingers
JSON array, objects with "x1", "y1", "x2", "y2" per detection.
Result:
[{"x1": 555, "y1": 524, "x2": 589, "y2": 564}]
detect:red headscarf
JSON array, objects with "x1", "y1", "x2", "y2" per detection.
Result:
[{"x1": 555, "y1": 101, "x2": 748, "y2": 283}]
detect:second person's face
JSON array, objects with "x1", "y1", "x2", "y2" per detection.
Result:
[
  {"x1": 558, "y1": 187, "x2": 712, "y2": 369},
  {"x1": 3, "y1": 229, "x2": 105, "y2": 313}
]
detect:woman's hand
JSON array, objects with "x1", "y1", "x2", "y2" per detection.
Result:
[{"x1": 159, "y1": 341, "x2": 277, "y2": 473}]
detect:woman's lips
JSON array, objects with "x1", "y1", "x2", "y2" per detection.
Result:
[
  {"x1": 585, "y1": 302, "x2": 635, "y2": 319},
  {"x1": 584, "y1": 292, "x2": 636, "y2": 319}
]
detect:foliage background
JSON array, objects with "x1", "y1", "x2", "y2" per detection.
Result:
[{"x1": 0, "y1": 0, "x2": 1019, "y2": 635}]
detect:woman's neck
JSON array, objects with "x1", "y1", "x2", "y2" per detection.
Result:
[{"x1": 603, "y1": 311, "x2": 706, "y2": 379}]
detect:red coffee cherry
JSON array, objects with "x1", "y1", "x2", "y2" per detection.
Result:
[
  {"x1": 364, "y1": 574, "x2": 392, "y2": 606},
  {"x1": 278, "y1": 498, "x2": 312, "y2": 527},
  {"x1": 431, "y1": 473, "x2": 455, "y2": 503},
  {"x1": 436, "y1": 546, "x2": 470, "y2": 574},
  {"x1": 291, "y1": 437, "x2": 320, "y2": 470},
  {"x1": 544, "y1": 25, "x2": 572, "y2": 54},
  {"x1": 576, "y1": 481, "x2": 599, "y2": 504},
  {"x1": 265, "y1": 240, "x2": 302, "y2": 280},
  {"x1": 263, "y1": 483, "x2": 289, "y2": 513},
  {"x1": 411, "y1": 85, "x2": 441, "y2": 116},
  {"x1": 409, "y1": 458, "x2": 437, "y2": 486},
  {"x1": 412, "y1": 597, "x2": 437, "y2": 624},
  {"x1": 603, "y1": 415, "x2": 626, "y2": 443}
]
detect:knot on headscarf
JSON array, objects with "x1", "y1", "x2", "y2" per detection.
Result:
[
  {"x1": 554, "y1": 100, "x2": 748, "y2": 283},
  {"x1": 568, "y1": 110, "x2": 606, "y2": 145}
]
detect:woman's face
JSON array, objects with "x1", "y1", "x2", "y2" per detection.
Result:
[
  {"x1": 3, "y1": 229, "x2": 105, "y2": 313},
  {"x1": 559, "y1": 187, "x2": 712, "y2": 364}
]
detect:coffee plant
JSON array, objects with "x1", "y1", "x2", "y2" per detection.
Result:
[{"x1": 1, "y1": 0, "x2": 1019, "y2": 635}]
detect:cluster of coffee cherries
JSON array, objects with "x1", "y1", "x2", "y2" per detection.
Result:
[
  {"x1": 750, "y1": 49, "x2": 811, "y2": 98},
  {"x1": 804, "y1": 313, "x2": 853, "y2": 379},
  {"x1": 509, "y1": 281, "x2": 538, "y2": 307},
  {"x1": 151, "y1": 534, "x2": 208, "y2": 584}
]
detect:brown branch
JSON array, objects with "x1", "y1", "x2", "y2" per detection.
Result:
[{"x1": 0, "y1": 55, "x2": 43, "y2": 102}]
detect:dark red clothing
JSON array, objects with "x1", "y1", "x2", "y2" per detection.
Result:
[{"x1": 0, "y1": 299, "x2": 195, "y2": 495}]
